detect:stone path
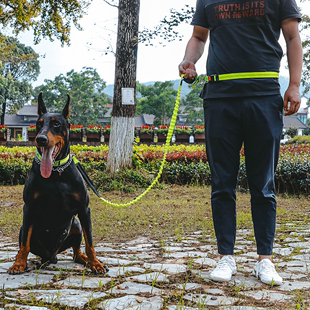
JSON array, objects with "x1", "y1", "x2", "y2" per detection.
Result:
[{"x1": 0, "y1": 222, "x2": 309, "y2": 309}]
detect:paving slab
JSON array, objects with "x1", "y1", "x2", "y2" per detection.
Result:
[
  {"x1": 273, "y1": 247, "x2": 293, "y2": 256},
  {"x1": 6, "y1": 289, "x2": 106, "y2": 308},
  {"x1": 143, "y1": 263, "x2": 187, "y2": 274},
  {"x1": 0, "y1": 272, "x2": 54, "y2": 289},
  {"x1": 127, "y1": 272, "x2": 169, "y2": 283},
  {"x1": 99, "y1": 295, "x2": 164, "y2": 310},
  {"x1": 193, "y1": 257, "x2": 216, "y2": 266},
  {"x1": 5, "y1": 305, "x2": 49, "y2": 310},
  {"x1": 220, "y1": 307, "x2": 265, "y2": 310},
  {"x1": 55, "y1": 275, "x2": 112, "y2": 288},
  {"x1": 109, "y1": 281, "x2": 162, "y2": 295},
  {"x1": 278, "y1": 281, "x2": 310, "y2": 291},
  {"x1": 97, "y1": 257, "x2": 139, "y2": 266},
  {"x1": 175, "y1": 283, "x2": 202, "y2": 291},
  {"x1": 183, "y1": 293, "x2": 238, "y2": 307},
  {"x1": 242, "y1": 290, "x2": 291, "y2": 302},
  {"x1": 107, "y1": 266, "x2": 145, "y2": 277},
  {"x1": 168, "y1": 306, "x2": 198, "y2": 310},
  {"x1": 232, "y1": 275, "x2": 265, "y2": 289}
]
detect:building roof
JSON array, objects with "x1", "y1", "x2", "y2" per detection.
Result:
[
  {"x1": 283, "y1": 116, "x2": 307, "y2": 129},
  {"x1": 4, "y1": 114, "x2": 35, "y2": 127},
  {"x1": 297, "y1": 107, "x2": 309, "y2": 114},
  {"x1": 17, "y1": 105, "x2": 38, "y2": 116},
  {"x1": 142, "y1": 114, "x2": 155, "y2": 125},
  {"x1": 134, "y1": 114, "x2": 155, "y2": 128}
]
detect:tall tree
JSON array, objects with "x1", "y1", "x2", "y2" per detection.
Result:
[
  {"x1": 106, "y1": 0, "x2": 140, "y2": 173},
  {"x1": 0, "y1": 0, "x2": 90, "y2": 45},
  {"x1": 34, "y1": 67, "x2": 110, "y2": 126},
  {"x1": 0, "y1": 35, "x2": 39, "y2": 124},
  {"x1": 136, "y1": 81, "x2": 177, "y2": 126}
]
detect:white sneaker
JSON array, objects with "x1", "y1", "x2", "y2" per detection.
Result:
[
  {"x1": 253, "y1": 259, "x2": 282, "y2": 285},
  {"x1": 210, "y1": 255, "x2": 237, "y2": 282}
]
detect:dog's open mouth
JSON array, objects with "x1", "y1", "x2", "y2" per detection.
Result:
[{"x1": 40, "y1": 144, "x2": 61, "y2": 178}]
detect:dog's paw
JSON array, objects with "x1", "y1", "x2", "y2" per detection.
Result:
[
  {"x1": 8, "y1": 262, "x2": 27, "y2": 275},
  {"x1": 74, "y1": 252, "x2": 88, "y2": 265},
  {"x1": 89, "y1": 259, "x2": 108, "y2": 274}
]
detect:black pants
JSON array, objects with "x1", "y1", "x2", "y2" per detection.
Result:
[{"x1": 204, "y1": 95, "x2": 283, "y2": 255}]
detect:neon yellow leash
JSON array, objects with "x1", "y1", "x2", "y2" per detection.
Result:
[{"x1": 97, "y1": 76, "x2": 184, "y2": 208}]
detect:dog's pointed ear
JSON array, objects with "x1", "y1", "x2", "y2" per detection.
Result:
[
  {"x1": 37, "y1": 93, "x2": 47, "y2": 116},
  {"x1": 62, "y1": 94, "x2": 70, "y2": 119}
]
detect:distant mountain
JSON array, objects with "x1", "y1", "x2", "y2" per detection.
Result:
[{"x1": 103, "y1": 76, "x2": 306, "y2": 99}]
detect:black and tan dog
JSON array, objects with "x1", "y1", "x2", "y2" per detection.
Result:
[{"x1": 8, "y1": 93, "x2": 107, "y2": 274}]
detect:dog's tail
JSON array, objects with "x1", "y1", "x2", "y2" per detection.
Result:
[{"x1": 75, "y1": 162, "x2": 102, "y2": 198}]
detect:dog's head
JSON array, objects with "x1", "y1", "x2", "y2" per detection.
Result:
[{"x1": 35, "y1": 93, "x2": 70, "y2": 178}]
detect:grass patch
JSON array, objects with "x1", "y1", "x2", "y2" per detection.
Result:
[{"x1": 0, "y1": 185, "x2": 309, "y2": 244}]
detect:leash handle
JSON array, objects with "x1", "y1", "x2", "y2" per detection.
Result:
[
  {"x1": 183, "y1": 78, "x2": 196, "y2": 84},
  {"x1": 181, "y1": 74, "x2": 199, "y2": 89}
]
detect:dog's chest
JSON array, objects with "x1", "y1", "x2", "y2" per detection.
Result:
[{"x1": 25, "y1": 177, "x2": 86, "y2": 218}]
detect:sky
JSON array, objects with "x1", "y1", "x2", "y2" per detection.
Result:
[
  {"x1": 6, "y1": 0, "x2": 310, "y2": 107},
  {"x1": 16, "y1": 0, "x2": 199, "y2": 86}
]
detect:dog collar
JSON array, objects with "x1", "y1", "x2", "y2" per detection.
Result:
[
  {"x1": 35, "y1": 150, "x2": 80, "y2": 174},
  {"x1": 36, "y1": 150, "x2": 71, "y2": 167}
]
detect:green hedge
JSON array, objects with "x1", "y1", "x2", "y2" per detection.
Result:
[
  {"x1": 288, "y1": 135, "x2": 310, "y2": 144},
  {"x1": 0, "y1": 148, "x2": 309, "y2": 195}
]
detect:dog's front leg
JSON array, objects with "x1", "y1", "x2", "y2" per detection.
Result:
[
  {"x1": 79, "y1": 208, "x2": 108, "y2": 274},
  {"x1": 8, "y1": 208, "x2": 33, "y2": 274}
]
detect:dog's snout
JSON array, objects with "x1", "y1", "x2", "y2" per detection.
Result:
[{"x1": 36, "y1": 135, "x2": 48, "y2": 146}]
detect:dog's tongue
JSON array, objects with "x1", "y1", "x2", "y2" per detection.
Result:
[{"x1": 40, "y1": 147, "x2": 54, "y2": 178}]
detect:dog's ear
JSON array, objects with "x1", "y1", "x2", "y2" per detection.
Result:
[
  {"x1": 62, "y1": 94, "x2": 70, "y2": 119},
  {"x1": 37, "y1": 93, "x2": 47, "y2": 116}
]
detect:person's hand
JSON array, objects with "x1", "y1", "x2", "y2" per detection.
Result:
[
  {"x1": 283, "y1": 84, "x2": 301, "y2": 116},
  {"x1": 178, "y1": 60, "x2": 198, "y2": 79}
]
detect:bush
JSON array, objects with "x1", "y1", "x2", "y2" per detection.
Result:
[
  {"x1": 0, "y1": 158, "x2": 32, "y2": 185},
  {"x1": 288, "y1": 135, "x2": 310, "y2": 144},
  {"x1": 285, "y1": 126, "x2": 298, "y2": 138},
  {"x1": 0, "y1": 144, "x2": 309, "y2": 195}
]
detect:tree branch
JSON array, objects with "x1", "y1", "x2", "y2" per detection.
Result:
[{"x1": 103, "y1": 0, "x2": 118, "y2": 8}]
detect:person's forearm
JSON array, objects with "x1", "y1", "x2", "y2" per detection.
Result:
[
  {"x1": 286, "y1": 36, "x2": 303, "y2": 88},
  {"x1": 183, "y1": 36, "x2": 206, "y2": 64}
]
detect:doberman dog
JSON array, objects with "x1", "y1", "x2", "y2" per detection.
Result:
[{"x1": 8, "y1": 93, "x2": 107, "y2": 274}]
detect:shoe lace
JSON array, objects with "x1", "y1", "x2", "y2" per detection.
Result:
[
  {"x1": 216, "y1": 257, "x2": 231, "y2": 270},
  {"x1": 261, "y1": 260, "x2": 276, "y2": 274}
]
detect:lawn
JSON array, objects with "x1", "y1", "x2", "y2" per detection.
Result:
[{"x1": 0, "y1": 184, "x2": 309, "y2": 244}]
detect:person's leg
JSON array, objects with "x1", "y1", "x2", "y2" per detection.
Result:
[
  {"x1": 243, "y1": 95, "x2": 283, "y2": 256},
  {"x1": 243, "y1": 95, "x2": 283, "y2": 285},
  {"x1": 204, "y1": 98, "x2": 243, "y2": 255}
]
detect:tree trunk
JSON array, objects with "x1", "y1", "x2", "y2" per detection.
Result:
[
  {"x1": 0, "y1": 99, "x2": 7, "y2": 125},
  {"x1": 106, "y1": 0, "x2": 140, "y2": 173}
]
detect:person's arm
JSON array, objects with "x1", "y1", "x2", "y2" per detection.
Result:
[
  {"x1": 282, "y1": 18, "x2": 303, "y2": 116},
  {"x1": 179, "y1": 25, "x2": 209, "y2": 79}
]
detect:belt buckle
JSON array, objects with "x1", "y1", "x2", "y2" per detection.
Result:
[{"x1": 207, "y1": 75, "x2": 219, "y2": 83}]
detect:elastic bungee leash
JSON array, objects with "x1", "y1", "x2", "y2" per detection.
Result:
[{"x1": 87, "y1": 75, "x2": 185, "y2": 208}]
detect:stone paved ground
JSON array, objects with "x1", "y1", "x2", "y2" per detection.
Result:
[{"x1": 0, "y1": 221, "x2": 309, "y2": 309}]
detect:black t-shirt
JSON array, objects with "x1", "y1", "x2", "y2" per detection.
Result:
[{"x1": 191, "y1": 0, "x2": 301, "y2": 98}]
